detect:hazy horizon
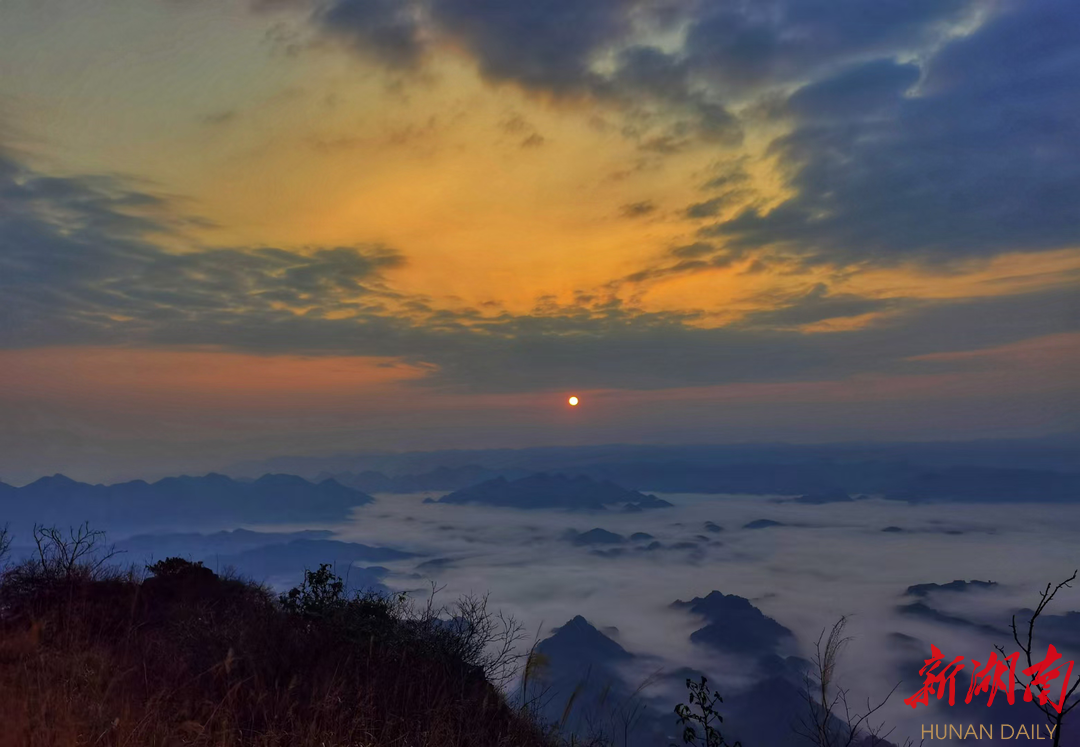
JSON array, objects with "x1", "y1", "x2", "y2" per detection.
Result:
[{"x1": 2, "y1": 430, "x2": 1079, "y2": 487}]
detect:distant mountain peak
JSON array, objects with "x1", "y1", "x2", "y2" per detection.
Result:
[
  {"x1": 33, "y1": 473, "x2": 83, "y2": 488},
  {"x1": 564, "y1": 528, "x2": 625, "y2": 545},
  {"x1": 540, "y1": 615, "x2": 634, "y2": 663},
  {"x1": 743, "y1": 519, "x2": 784, "y2": 529},
  {"x1": 672, "y1": 590, "x2": 794, "y2": 656},
  {"x1": 437, "y1": 472, "x2": 670, "y2": 511},
  {"x1": 904, "y1": 579, "x2": 998, "y2": 597},
  {"x1": 7, "y1": 472, "x2": 373, "y2": 528},
  {"x1": 253, "y1": 473, "x2": 311, "y2": 486}
]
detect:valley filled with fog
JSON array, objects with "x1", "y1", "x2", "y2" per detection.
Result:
[
  {"x1": 327, "y1": 491, "x2": 1080, "y2": 745},
  {"x1": 4, "y1": 439, "x2": 1079, "y2": 746},
  {"x1": 8, "y1": 479, "x2": 1077, "y2": 745}
]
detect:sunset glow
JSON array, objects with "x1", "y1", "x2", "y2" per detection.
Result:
[{"x1": 0, "y1": 0, "x2": 1076, "y2": 483}]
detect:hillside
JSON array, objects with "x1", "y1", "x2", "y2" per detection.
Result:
[{"x1": 0, "y1": 553, "x2": 565, "y2": 747}]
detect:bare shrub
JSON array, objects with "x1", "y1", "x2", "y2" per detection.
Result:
[
  {"x1": 31, "y1": 522, "x2": 119, "y2": 581},
  {"x1": 996, "y1": 570, "x2": 1080, "y2": 747},
  {"x1": 421, "y1": 587, "x2": 528, "y2": 688},
  {"x1": 796, "y1": 616, "x2": 918, "y2": 747},
  {"x1": 0, "y1": 555, "x2": 563, "y2": 747},
  {"x1": 0, "y1": 525, "x2": 10, "y2": 567}
]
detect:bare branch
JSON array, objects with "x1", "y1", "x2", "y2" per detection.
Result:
[
  {"x1": 0, "y1": 524, "x2": 11, "y2": 566},
  {"x1": 798, "y1": 616, "x2": 910, "y2": 747},
  {"x1": 998, "y1": 570, "x2": 1078, "y2": 747},
  {"x1": 30, "y1": 522, "x2": 120, "y2": 581}
]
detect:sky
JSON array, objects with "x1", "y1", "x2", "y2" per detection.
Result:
[{"x1": 1, "y1": 0, "x2": 1078, "y2": 482}]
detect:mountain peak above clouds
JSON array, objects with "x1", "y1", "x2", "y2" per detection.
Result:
[{"x1": 438, "y1": 472, "x2": 671, "y2": 511}]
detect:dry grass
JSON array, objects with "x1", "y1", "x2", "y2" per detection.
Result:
[{"x1": 0, "y1": 557, "x2": 564, "y2": 747}]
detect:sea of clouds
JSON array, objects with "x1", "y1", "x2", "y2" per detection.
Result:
[{"x1": 238, "y1": 492, "x2": 1080, "y2": 743}]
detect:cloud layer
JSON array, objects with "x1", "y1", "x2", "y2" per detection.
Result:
[
  {"x1": 0, "y1": 0, "x2": 1077, "y2": 477},
  {"x1": 304, "y1": 0, "x2": 1080, "y2": 268},
  {"x1": 3, "y1": 145, "x2": 1076, "y2": 398}
]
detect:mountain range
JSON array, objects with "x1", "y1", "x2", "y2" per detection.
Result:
[
  {"x1": 0, "y1": 473, "x2": 374, "y2": 533},
  {"x1": 435, "y1": 473, "x2": 673, "y2": 511},
  {"x1": 228, "y1": 439, "x2": 1080, "y2": 503},
  {"x1": 532, "y1": 604, "x2": 860, "y2": 747},
  {"x1": 227, "y1": 436, "x2": 1080, "y2": 480}
]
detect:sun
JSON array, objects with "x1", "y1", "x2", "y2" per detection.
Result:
[{"x1": 568, "y1": 396, "x2": 579, "y2": 406}]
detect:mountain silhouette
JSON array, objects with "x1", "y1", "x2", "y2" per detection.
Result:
[
  {"x1": 117, "y1": 528, "x2": 335, "y2": 560},
  {"x1": 437, "y1": 473, "x2": 671, "y2": 511},
  {"x1": 895, "y1": 601, "x2": 1006, "y2": 635},
  {"x1": 672, "y1": 591, "x2": 795, "y2": 656},
  {"x1": 793, "y1": 488, "x2": 855, "y2": 504},
  {"x1": 904, "y1": 579, "x2": 998, "y2": 597},
  {"x1": 564, "y1": 528, "x2": 625, "y2": 545},
  {"x1": 0, "y1": 473, "x2": 374, "y2": 531},
  {"x1": 320, "y1": 465, "x2": 531, "y2": 493},
  {"x1": 534, "y1": 617, "x2": 829, "y2": 747},
  {"x1": 538, "y1": 616, "x2": 635, "y2": 666},
  {"x1": 744, "y1": 519, "x2": 784, "y2": 529},
  {"x1": 531, "y1": 617, "x2": 674, "y2": 747},
  {"x1": 108, "y1": 530, "x2": 416, "y2": 593}
]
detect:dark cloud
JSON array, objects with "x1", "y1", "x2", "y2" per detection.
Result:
[
  {"x1": 248, "y1": 0, "x2": 320, "y2": 10},
  {"x1": 499, "y1": 114, "x2": 531, "y2": 134},
  {"x1": 313, "y1": 0, "x2": 741, "y2": 145},
  {"x1": 785, "y1": 58, "x2": 920, "y2": 122},
  {"x1": 736, "y1": 284, "x2": 894, "y2": 329},
  {"x1": 610, "y1": 45, "x2": 741, "y2": 145},
  {"x1": 429, "y1": 0, "x2": 631, "y2": 94},
  {"x1": 306, "y1": 0, "x2": 972, "y2": 149},
  {"x1": 0, "y1": 151, "x2": 406, "y2": 350},
  {"x1": 669, "y1": 242, "x2": 718, "y2": 260},
  {"x1": 414, "y1": 285, "x2": 1079, "y2": 392},
  {"x1": 201, "y1": 110, "x2": 238, "y2": 126},
  {"x1": 702, "y1": 171, "x2": 749, "y2": 191},
  {"x1": 683, "y1": 0, "x2": 974, "y2": 93},
  {"x1": 2, "y1": 149, "x2": 1076, "y2": 396},
  {"x1": 623, "y1": 258, "x2": 709, "y2": 283},
  {"x1": 685, "y1": 197, "x2": 727, "y2": 220},
  {"x1": 305, "y1": 0, "x2": 1076, "y2": 268},
  {"x1": 316, "y1": 0, "x2": 425, "y2": 69},
  {"x1": 500, "y1": 115, "x2": 547, "y2": 148},
  {"x1": 311, "y1": 0, "x2": 972, "y2": 104},
  {"x1": 619, "y1": 242, "x2": 748, "y2": 284},
  {"x1": 610, "y1": 44, "x2": 689, "y2": 99},
  {"x1": 710, "y1": 0, "x2": 1080, "y2": 263},
  {"x1": 620, "y1": 200, "x2": 656, "y2": 218}
]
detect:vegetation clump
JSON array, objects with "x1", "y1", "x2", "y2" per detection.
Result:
[{"x1": 0, "y1": 525, "x2": 560, "y2": 747}]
